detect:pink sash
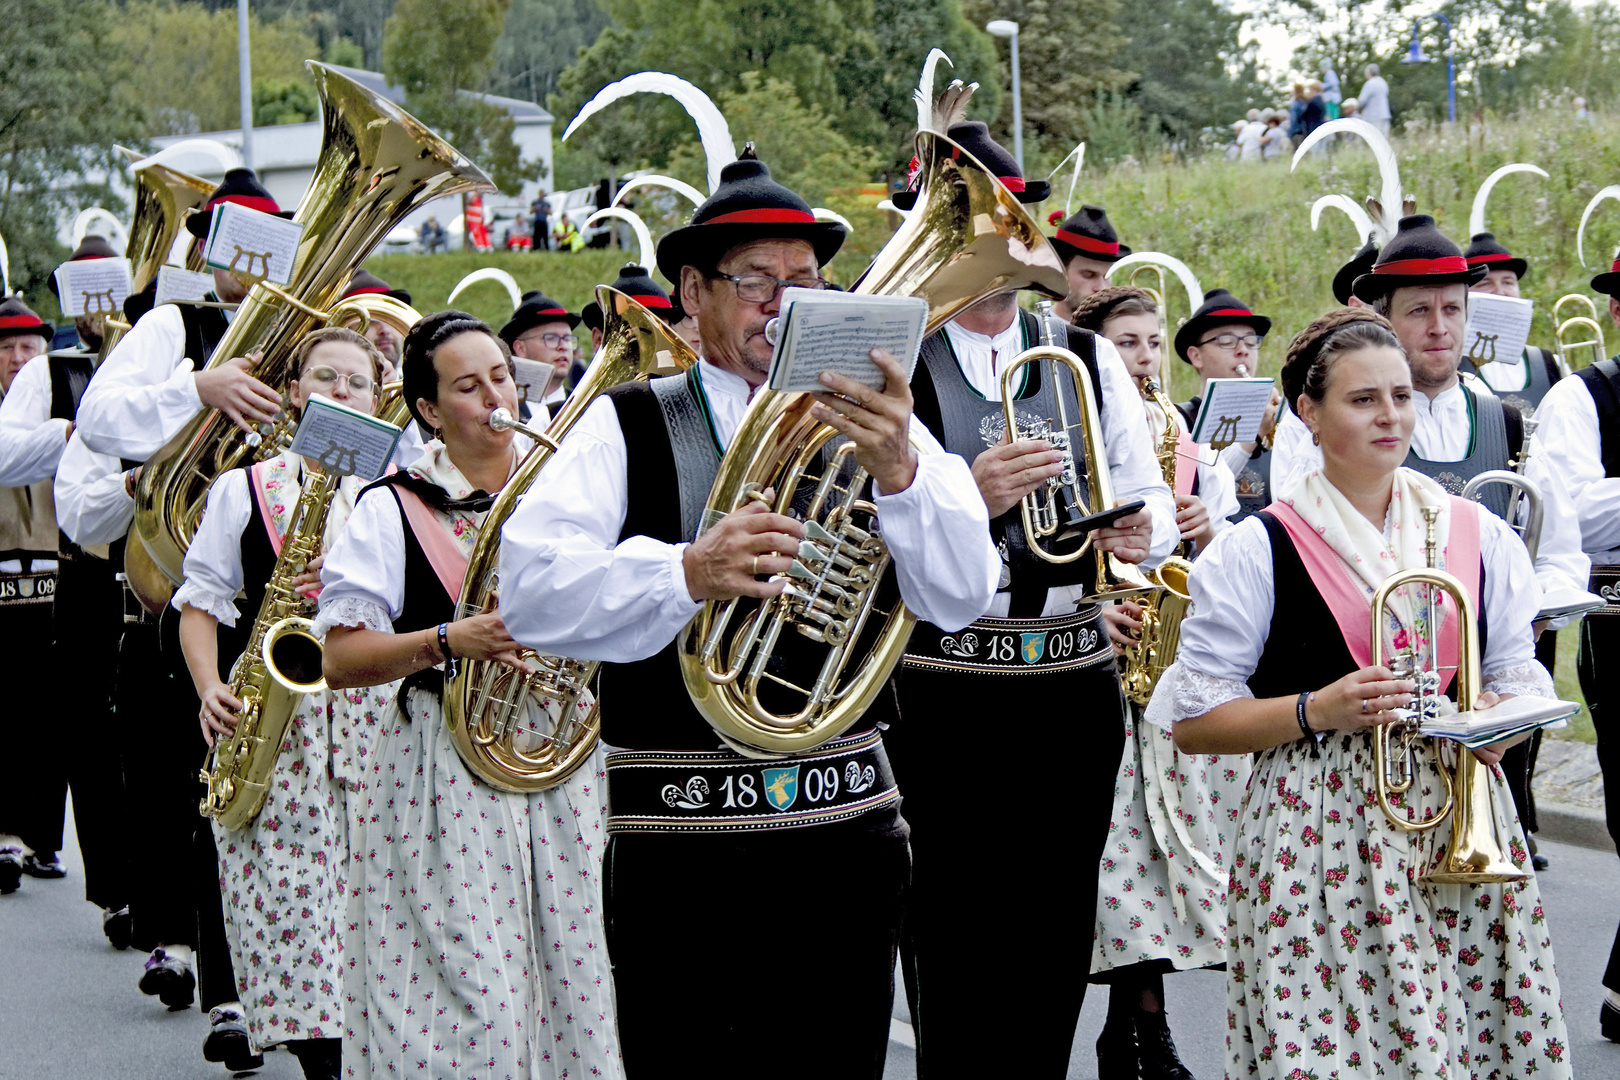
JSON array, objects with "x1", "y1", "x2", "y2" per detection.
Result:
[
  {"x1": 1173, "y1": 432, "x2": 1198, "y2": 497},
  {"x1": 249, "y1": 460, "x2": 287, "y2": 557},
  {"x1": 394, "y1": 487, "x2": 470, "y2": 605},
  {"x1": 1266, "y1": 496, "x2": 1481, "y2": 693}
]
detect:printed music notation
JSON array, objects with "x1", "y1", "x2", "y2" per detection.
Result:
[
  {"x1": 53, "y1": 257, "x2": 133, "y2": 318},
  {"x1": 1187, "y1": 377, "x2": 1275, "y2": 448},
  {"x1": 1463, "y1": 292, "x2": 1533, "y2": 369},
  {"x1": 287, "y1": 394, "x2": 402, "y2": 481},
  {"x1": 766, "y1": 289, "x2": 928, "y2": 394},
  {"x1": 155, "y1": 265, "x2": 216, "y2": 306},
  {"x1": 204, "y1": 202, "x2": 303, "y2": 286}
]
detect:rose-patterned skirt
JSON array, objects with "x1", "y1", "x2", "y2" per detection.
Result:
[
  {"x1": 1093, "y1": 707, "x2": 1251, "y2": 974},
  {"x1": 1226, "y1": 730, "x2": 1570, "y2": 1079},
  {"x1": 340, "y1": 688, "x2": 622, "y2": 1080}
]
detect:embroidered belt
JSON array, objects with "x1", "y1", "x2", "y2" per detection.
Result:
[
  {"x1": 604, "y1": 728, "x2": 899, "y2": 835},
  {"x1": 901, "y1": 606, "x2": 1111, "y2": 675},
  {"x1": 0, "y1": 566, "x2": 56, "y2": 607},
  {"x1": 1589, "y1": 564, "x2": 1620, "y2": 616}
]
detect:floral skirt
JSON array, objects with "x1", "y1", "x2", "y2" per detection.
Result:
[
  {"x1": 340, "y1": 688, "x2": 621, "y2": 1080},
  {"x1": 1226, "y1": 730, "x2": 1570, "y2": 1079},
  {"x1": 1092, "y1": 706, "x2": 1251, "y2": 974}
]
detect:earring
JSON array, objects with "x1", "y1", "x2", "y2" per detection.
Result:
[{"x1": 1311, "y1": 430, "x2": 1321, "y2": 446}]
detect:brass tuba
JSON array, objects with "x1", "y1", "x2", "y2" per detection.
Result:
[
  {"x1": 127, "y1": 61, "x2": 495, "y2": 615},
  {"x1": 1553, "y1": 293, "x2": 1607, "y2": 371},
  {"x1": 444, "y1": 288, "x2": 698, "y2": 791},
  {"x1": 100, "y1": 146, "x2": 215, "y2": 356},
  {"x1": 1370, "y1": 505, "x2": 1526, "y2": 884},
  {"x1": 678, "y1": 129, "x2": 1073, "y2": 756}
]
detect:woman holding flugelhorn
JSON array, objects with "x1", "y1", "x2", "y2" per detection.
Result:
[{"x1": 1153, "y1": 308, "x2": 1571, "y2": 1078}]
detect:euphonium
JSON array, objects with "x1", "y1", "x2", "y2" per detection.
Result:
[
  {"x1": 445, "y1": 288, "x2": 698, "y2": 791},
  {"x1": 680, "y1": 129, "x2": 1076, "y2": 756},
  {"x1": 1553, "y1": 293, "x2": 1607, "y2": 371},
  {"x1": 128, "y1": 61, "x2": 494, "y2": 616},
  {"x1": 1370, "y1": 505, "x2": 1526, "y2": 884},
  {"x1": 100, "y1": 146, "x2": 215, "y2": 356}
]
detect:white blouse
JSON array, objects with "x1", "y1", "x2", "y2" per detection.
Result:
[
  {"x1": 496, "y1": 359, "x2": 1000, "y2": 664},
  {"x1": 0, "y1": 355, "x2": 72, "y2": 487},
  {"x1": 1529, "y1": 373, "x2": 1620, "y2": 560},
  {"x1": 313, "y1": 488, "x2": 412, "y2": 639},
  {"x1": 53, "y1": 432, "x2": 132, "y2": 546},
  {"x1": 1159, "y1": 501, "x2": 1554, "y2": 727}
]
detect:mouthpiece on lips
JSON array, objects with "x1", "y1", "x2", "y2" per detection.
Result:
[
  {"x1": 489, "y1": 408, "x2": 518, "y2": 431},
  {"x1": 764, "y1": 317, "x2": 780, "y2": 346}
]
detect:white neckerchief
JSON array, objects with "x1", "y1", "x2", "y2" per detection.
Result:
[
  {"x1": 1410, "y1": 380, "x2": 1473, "y2": 461},
  {"x1": 943, "y1": 318, "x2": 1025, "y2": 400}
]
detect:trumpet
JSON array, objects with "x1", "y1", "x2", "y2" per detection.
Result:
[
  {"x1": 1370, "y1": 505, "x2": 1526, "y2": 884},
  {"x1": 1554, "y1": 293, "x2": 1607, "y2": 371}
]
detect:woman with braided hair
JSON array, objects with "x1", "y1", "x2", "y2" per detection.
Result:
[{"x1": 1148, "y1": 307, "x2": 1571, "y2": 1078}]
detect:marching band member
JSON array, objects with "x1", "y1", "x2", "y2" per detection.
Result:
[
  {"x1": 1050, "y1": 204, "x2": 1130, "y2": 323},
  {"x1": 1524, "y1": 257, "x2": 1620, "y2": 1041},
  {"x1": 1072, "y1": 285, "x2": 1246, "y2": 1080},
  {"x1": 880, "y1": 124, "x2": 1174, "y2": 1077},
  {"x1": 1162, "y1": 307, "x2": 1570, "y2": 1079},
  {"x1": 499, "y1": 289, "x2": 579, "y2": 413},
  {"x1": 497, "y1": 152, "x2": 997, "y2": 1077},
  {"x1": 317, "y1": 311, "x2": 620, "y2": 1080},
  {"x1": 1169, "y1": 287, "x2": 1262, "y2": 529},
  {"x1": 175, "y1": 328, "x2": 384, "y2": 1079},
  {"x1": 1461, "y1": 232, "x2": 1567, "y2": 415},
  {"x1": 1333, "y1": 239, "x2": 1378, "y2": 309},
  {"x1": 337, "y1": 270, "x2": 410, "y2": 373}
]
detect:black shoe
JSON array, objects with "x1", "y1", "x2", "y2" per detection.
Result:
[
  {"x1": 138, "y1": 948, "x2": 196, "y2": 1010},
  {"x1": 103, "y1": 906, "x2": 134, "y2": 950},
  {"x1": 1096, "y1": 1020, "x2": 1139, "y2": 1080},
  {"x1": 1602, "y1": 998, "x2": 1620, "y2": 1043},
  {"x1": 1532, "y1": 852, "x2": 1550, "y2": 871},
  {"x1": 203, "y1": 1007, "x2": 264, "y2": 1072},
  {"x1": 22, "y1": 852, "x2": 66, "y2": 878},
  {"x1": 1137, "y1": 1008, "x2": 1197, "y2": 1080},
  {"x1": 0, "y1": 849, "x2": 20, "y2": 895}
]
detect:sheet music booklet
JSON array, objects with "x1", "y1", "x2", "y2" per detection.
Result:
[
  {"x1": 204, "y1": 202, "x2": 302, "y2": 285},
  {"x1": 287, "y1": 393, "x2": 402, "y2": 481},
  {"x1": 766, "y1": 289, "x2": 928, "y2": 394},
  {"x1": 1187, "y1": 377, "x2": 1276, "y2": 447}
]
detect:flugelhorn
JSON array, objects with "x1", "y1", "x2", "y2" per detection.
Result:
[
  {"x1": 126, "y1": 62, "x2": 495, "y2": 616},
  {"x1": 680, "y1": 127, "x2": 1073, "y2": 756},
  {"x1": 445, "y1": 287, "x2": 698, "y2": 791},
  {"x1": 1370, "y1": 505, "x2": 1526, "y2": 884},
  {"x1": 1554, "y1": 293, "x2": 1607, "y2": 371}
]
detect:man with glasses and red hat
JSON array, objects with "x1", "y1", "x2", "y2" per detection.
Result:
[
  {"x1": 881, "y1": 121, "x2": 1177, "y2": 1077},
  {"x1": 497, "y1": 147, "x2": 998, "y2": 1078},
  {"x1": 498, "y1": 289, "x2": 580, "y2": 413},
  {"x1": 1049, "y1": 204, "x2": 1130, "y2": 323}
]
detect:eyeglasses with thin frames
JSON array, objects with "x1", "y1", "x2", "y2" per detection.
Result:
[
  {"x1": 305, "y1": 366, "x2": 374, "y2": 394},
  {"x1": 708, "y1": 273, "x2": 829, "y2": 304},
  {"x1": 521, "y1": 331, "x2": 574, "y2": 350},
  {"x1": 1196, "y1": 333, "x2": 1263, "y2": 351}
]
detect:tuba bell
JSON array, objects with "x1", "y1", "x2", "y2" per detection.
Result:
[
  {"x1": 126, "y1": 61, "x2": 495, "y2": 616},
  {"x1": 1370, "y1": 505, "x2": 1526, "y2": 884},
  {"x1": 444, "y1": 287, "x2": 698, "y2": 791},
  {"x1": 678, "y1": 128, "x2": 1076, "y2": 756}
]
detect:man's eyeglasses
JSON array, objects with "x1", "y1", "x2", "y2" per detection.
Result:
[
  {"x1": 709, "y1": 273, "x2": 828, "y2": 304},
  {"x1": 1197, "y1": 333, "x2": 1263, "y2": 351},
  {"x1": 306, "y1": 366, "x2": 374, "y2": 393},
  {"x1": 521, "y1": 331, "x2": 574, "y2": 349}
]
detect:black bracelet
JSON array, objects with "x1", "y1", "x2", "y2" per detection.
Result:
[
  {"x1": 437, "y1": 622, "x2": 457, "y2": 678},
  {"x1": 1296, "y1": 690, "x2": 1315, "y2": 740}
]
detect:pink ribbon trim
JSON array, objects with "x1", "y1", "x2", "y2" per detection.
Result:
[
  {"x1": 1174, "y1": 432, "x2": 1197, "y2": 497},
  {"x1": 394, "y1": 487, "x2": 469, "y2": 606},
  {"x1": 250, "y1": 460, "x2": 286, "y2": 557}
]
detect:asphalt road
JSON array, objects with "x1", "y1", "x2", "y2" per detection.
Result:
[{"x1": 3, "y1": 806, "x2": 1619, "y2": 1080}]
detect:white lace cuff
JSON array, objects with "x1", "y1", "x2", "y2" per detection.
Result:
[
  {"x1": 313, "y1": 597, "x2": 392, "y2": 638},
  {"x1": 1483, "y1": 659, "x2": 1555, "y2": 702},
  {"x1": 172, "y1": 583, "x2": 239, "y2": 628},
  {"x1": 1173, "y1": 665, "x2": 1254, "y2": 723}
]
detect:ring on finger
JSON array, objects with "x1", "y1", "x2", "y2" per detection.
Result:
[
  {"x1": 752, "y1": 555, "x2": 760, "y2": 576},
  {"x1": 1361, "y1": 698, "x2": 1369, "y2": 715}
]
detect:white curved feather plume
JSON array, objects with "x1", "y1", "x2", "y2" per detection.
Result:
[
  {"x1": 72, "y1": 207, "x2": 127, "y2": 249},
  {"x1": 586, "y1": 208, "x2": 655, "y2": 270},
  {"x1": 446, "y1": 267, "x2": 523, "y2": 312},
  {"x1": 1108, "y1": 251, "x2": 1203, "y2": 315},
  {"x1": 1044, "y1": 142, "x2": 1087, "y2": 217},
  {"x1": 1578, "y1": 185, "x2": 1620, "y2": 269},
  {"x1": 130, "y1": 138, "x2": 240, "y2": 175},
  {"x1": 1293, "y1": 118, "x2": 1403, "y2": 244},
  {"x1": 915, "y1": 48, "x2": 953, "y2": 134},
  {"x1": 0, "y1": 227, "x2": 9, "y2": 295},
  {"x1": 1470, "y1": 163, "x2": 1548, "y2": 237},
  {"x1": 613, "y1": 174, "x2": 706, "y2": 211},
  {"x1": 876, "y1": 199, "x2": 900, "y2": 214},
  {"x1": 564, "y1": 73, "x2": 736, "y2": 195},
  {"x1": 811, "y1": 208, "x2": 853, "y2": 232},
  {"x1": 1310, "y1": 195, "x2": 1375, "y2": 244}
]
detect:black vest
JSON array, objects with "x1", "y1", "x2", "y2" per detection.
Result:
[
  {"x1": 214, "y1": 468, "x2": 278, "y2": 679},
  {"x1": 1578, "y1": 359, "x2": 1620, "y2": 479},
  {"x1": 1401, "y1": 389, "x2": 1522, "y2": 521},
  {"x1": 911, "y1": 311, "x2": 1105, "y2": 617},
  {"x1": 46, "y1": 350, "x2": 96, "y2": 421},
  {"x1": 178, "y1": 301, "x2": 231, "y2": 373}
]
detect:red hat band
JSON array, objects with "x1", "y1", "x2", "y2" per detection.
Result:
[
  {"x1": 706, "y1": 208, "x2": 818, "y2": 225},
  {"x1": 0, "y1": 314, "x2": 46, "y2": 330},
  {"x1": 208, "y1": 194, "x2": 281, "y2": 216},
  {"x1": 632, "y1": 295, "x2": 672, "y2": 309},
  {"x1": 1205, "y1": 308, "x2": 1255, "y2": 318},
  {"x1": 1372, "y1": 256, "x2": 1469, "y2": 276},
  {"x1": 1467, "y1": 253, "x2": 1516, "y2": 266},
  {"x1": 1056, "y1": 230, "x2": 1120, "y2": 256}
]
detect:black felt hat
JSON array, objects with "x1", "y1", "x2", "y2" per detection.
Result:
[
  {"x1": 1350, "y1": 215, "x2": 1487, "y2": 302},
  {"x1": 48, "y1": 235, "x2": 121, "y2": 298},
  {"x1": 581, "y1": 263, "x2": 678, "y2": 331},
  {"x1": 342, "y1": 269, "x2": 413, "y2": 306},
  {"x1": 655, "y1": 148, "x2": 846, "y2": 283},
  {"x1": 1174, "y1": 289, "x2": 1273, "y2": 362},
  {"x1": 498, "y1": 290, "x2": 580, "y2": 345},
  {"x1": 0, "y1": 296, "x2": 54, "y2": 343},
  {"x1": 1050, "y1": 205, "x2": 1129, "y2": 265},
  {"x1": 1592, "y1": 251, "x2": 1620, "y2": 297},
  {"x1": 184, "y1": 167, "x2": 293, "y2": 238},
  {"x1": 1332, "y1": 238, "x2": 1379, "y2": 306},
  {"x1": 1463, "y1": 232, "x2": 1528, "y2": 282},
  {"x1": 891, "y1": 121, "x2": 1050, "y2": 212}
]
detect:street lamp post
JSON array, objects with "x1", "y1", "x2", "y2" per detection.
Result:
[
  {"x1": 238, "y1": 0, "x2": 255, "y2": 168},
  {"x1": 986, "y1": 19, "x2": 1022, "y2": 175},
  {"x1": 1402, "y1": 14, "x2": 1455, "y2": 126}
]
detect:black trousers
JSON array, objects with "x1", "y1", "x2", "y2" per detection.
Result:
[
  {"x1": 1499, "y1": 630, "x2": 1557, "y2": 838},
  {"x1": 885, "y1": 657, "x2": 1129, "y2": 1077},
  {"x1": 54, "y1": 552, "x2": 131, "y2": 909},
  {"x1": 1577, "y1": 615, "x2": 1620, "y2": 994},
  {"x1": 603, "y1": 815, "x2": 910, "y2": 1079},
  {"x1": 0, "y1": 581, "x2": 63, "y2": 854}
]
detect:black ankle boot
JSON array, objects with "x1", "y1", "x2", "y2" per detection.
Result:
[
  {"x1": 1096, "y1": 1018, "x2": 1138, "y2": 1080},
  {"x1": 1136, "y1": 1007, "x2": 1196, "y2": 1080}
]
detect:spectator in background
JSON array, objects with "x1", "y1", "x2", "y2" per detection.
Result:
[
  {"x1": 531, "y1": 192, "x2": 551, "y2": 251},
  {"x1": 1341, "y1": 97, "x2": 1359, "y2": 120},
  {"x1": 1242, "y1": 110, "x2": 1266, "y2": 155},
  {"x1": 419, "y1": 216, "x2": 447, "y2": 254},
  {"x1": 1358, "y1": 63, "x2": 1391, "y2": 135},
  {"x1": 1302, "y1": 80, "x2": 1328, "y2": 139},
  {"x1": 552, "y1": 216, "x2": 585, "y2": 252},
  {"x1": 1233, "y1": 117, "x2": 1263, "y2": 162},
  {"x1": 1320, "y1": 59, "x2": 1342, "y2": 119},
  {"x1": 1288, "y1": 83, "x2": 1309, "y2": 146},
  {"x1": 1261, "y1": 109, "x2": 1289, "y2": 159},
  {"x1": 1574, "y1": 96, "x2": 1594, "y2": 125}
]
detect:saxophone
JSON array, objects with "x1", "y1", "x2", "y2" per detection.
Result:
[{"x1": 1119, "y1": 377, "x2": 1195, "y2": 706}]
